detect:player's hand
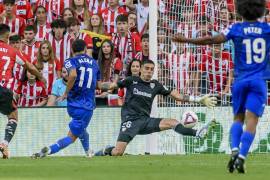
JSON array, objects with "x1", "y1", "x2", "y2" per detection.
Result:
[
  {"x1": 198, "y1": 94, "x2": 217, "y2": 108},
  {"x1": 57, "y1": 93, "x2": 67, "y2": 102},
  {"x1": 171, "y1": 34, "x2": 187, "y2": 43}
]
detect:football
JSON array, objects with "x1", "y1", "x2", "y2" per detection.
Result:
[{"x1": 181, "y1": 111, "x2": 198, "y2": 128}]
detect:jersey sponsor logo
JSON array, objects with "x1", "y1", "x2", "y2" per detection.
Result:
[
  {"x1": 133, "y1": 81, "x2": 138, "y2": 85},
  {"x1": 133, "y1": 88, "x2": 152, "y2": 98},
  {"x1": 150, "y1": 83, "x2": 155, "y2": 89}
]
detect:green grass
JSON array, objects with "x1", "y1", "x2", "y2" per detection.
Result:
[{"x1": 0, "y1": 154, "x2": 269, "y2": 180}]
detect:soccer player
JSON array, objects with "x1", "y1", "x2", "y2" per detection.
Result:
[
  {"x1": 172, "y1": 0, "x2": 268, "y2": 173},
  {"x1": 95, "y1": 59, "x2": 217, "y2": 157},
  {"x1": 0, "y1": 24, "x2": 46, "y2": 159},
  {"x1": 32, "y1": 39, "x2": 109, "y2": 158}
]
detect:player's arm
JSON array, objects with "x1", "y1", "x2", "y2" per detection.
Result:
[
  {"x1": 172, "y1": 34, "x2": 227, "y2": 45},
  {"x1": 97, "y1": 81, "x2": 118, "y2": 91},
  {"x1": 170, "y1": 90, "x2": 217, "y2": 108},
  {"x1": 24, "y1": 61, "x2": 47, "y2": 86},
  {"x1": 47, "y1": 95, "x2": 57, "y2": 106},
  {"x1": 63, "y1": 68, "x2": 77, "y2": 97}
]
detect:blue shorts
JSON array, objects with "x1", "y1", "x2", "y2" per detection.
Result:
[
  {"x1": 67, "y1": 107, "x2": 93, "y2": 137},
  {"x1": 232, "y1": 79, "x2": 267, "y2": 117}
]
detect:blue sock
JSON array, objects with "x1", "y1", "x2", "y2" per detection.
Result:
[
  {"x1": 79, "y1": 131, "x2": 89, "y2": 153},
  {"x1": 239, "y1": 131, "x2": 255, "y2": 159},
  {"x1": 49, "y1": 136, "x2": 73, "y2": 155},
  {"x1": 230, "y1": 121, "x2": 243, "y2": 151}
]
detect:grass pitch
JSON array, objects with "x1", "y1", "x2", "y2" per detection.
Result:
[{"x1": 0, "y1": 154, "x2": 269, "y2": 180}]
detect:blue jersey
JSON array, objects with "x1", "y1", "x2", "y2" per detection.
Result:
[
  {"x1": 64, "y1": 54, "x2": 100, "y2": 110},
  {"x1": 223, "y1": 22, "x2": 270, "y2": 81}
]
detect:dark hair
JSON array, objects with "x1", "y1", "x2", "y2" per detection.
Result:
[
  {"x1": 72, "y1": 39, "x2": 86, "y2": 53},
  {"x1": 98, "y1": 39, "x2": 114, "y2": 80},
  {"x1": 127, "y1": 59, "x2": 141, "y2": 76},
  {"x1": 141, "y1": 59, "x2": 155, "y2": 66},
  {"x1": 51, "y1": 19, "x2": 67, "y2": 36},
  {"x1": 9, "y1": 34, "x2": 21, "y2": 43},
  {"x1": 0, "y1": 24, "x2": 10, "y2": 36},
  {"x1": 141, "y1": 33, "x2": 149, "y2": 41},
  {"x1": 116, "y1": 14, "x2": 128, "y2": 23},
  {"x1": 236, "y1": 0, "x2": 266, "y2": 20},
  {"x1": 67, "y1": 17, "x2": 80, "y2": 27},
  {"x1": 24, "y1": 25, "x2": 36, "y2": 33},
  {"x1": 3, "y1": 0, "x2": 15, "y2": 5}
]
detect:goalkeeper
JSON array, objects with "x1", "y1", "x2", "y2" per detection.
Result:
[{"x1": 95, "y1": 59, "x2": 217, "y2": 156}]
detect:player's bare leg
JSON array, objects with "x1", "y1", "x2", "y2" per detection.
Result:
[
  {"x1": 159, "y1": 118, "x2": 215, "y2": 138},
  {"x1": 0, "y1": 110, "x2": 18, "y2": 159},
  {"x1": 227, "y1": 113, "x2": 245, "y2": 173}
]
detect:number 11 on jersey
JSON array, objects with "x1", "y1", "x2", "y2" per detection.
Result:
[{"x1": 79, "y1": 67, "x2": 93, "y2": 88}]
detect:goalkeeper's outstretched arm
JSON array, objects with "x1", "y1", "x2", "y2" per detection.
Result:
[
  {"x1": 170, "y1": 90, "x2": 217, "y2": 108},
  {"x1": 172, "y1": 34, "x2": 227, "y2": 45}
]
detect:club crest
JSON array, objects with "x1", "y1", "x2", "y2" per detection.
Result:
[{"x1": 150, "y1": 83, "x2": 155, "y2": 89}]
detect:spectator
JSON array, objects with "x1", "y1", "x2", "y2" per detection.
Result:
[
  {"x1": 98, "y1": 39, "x2": 122, "y2": 82},
  {"x1": 35, "y1": 0, "x2": 65, "y2": 23},
  {"x1": 126, "y1": 0, "x2": 149, "y2": 36},
  {"x1": 128, "y1": 12, "x2": 140, "y2": 38},
  {"x1": 87, "y1": 13, "x2": 105, "y2": 59},
  {"x1": 35, "y1": 40, "x2": 61, "y2": 94},
  {"x1": 67, "y1": 17, "x2": 93, "y2": 56},
  {"x1": 47, "y1": 67, "x2": 68, "y2": 106},
  {"x1": 88, "y1": 0, "x2": 108, "y2": 15},
  {"x1": 96, "y1": 39, "x2": 122, "y2": 98},
  {"x1": 71, "y1": 0, "x2": 90, "y2": 29},
  {"x1": 112, "y1": 14, "x2": 141, "y2": 76},
  {"x1": 34, "y1": 6, "x2": 51, "y2": 42},
  {"x1": 45, "y1": 19, "x2": 72, "y2": 66},
  {"x1": 14, "y1": 0, "x2": 34, "y2": 24},
  {"x1": 117, "y1": 58, "x2": 140, "y2": 106},
  {"x1": 101, "y1": 0, "x2": 128, "y2": 35},
  {"x1": 8, "y1": 34, "x2": 29, "y2": 95},
  {"x1": 196, "y1": 44, "x2": 233, "y2": 96},
  {"x1": 22, "y1": 25, "x2": 40, "y2": 63},
  {"x1": 0, "y1": 0, "x2": 26, "y2": 36},
  {"x1": 17, "y1": 70, "x2": 48, "y2": 107},
  {"x1": 135, "y1": 33, "x2": 149, "y2": 61},
  {"x1": 62, "y1": 8, "x2": 75, "y2": 25}
]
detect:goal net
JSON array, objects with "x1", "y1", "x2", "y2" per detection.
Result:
[{"x1": 154, "y1": 0, "x2": 270, "y2": 154}]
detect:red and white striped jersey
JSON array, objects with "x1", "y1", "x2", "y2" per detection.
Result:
[
  {"x1": 200, "y1": 51, "x2": 233, "y2": 93},
  {"x1": 36, "y1": 0, "x2": 66, "y2": 23},
  {"x1": 45, "y1": 33, "x2": 72, "y2": 66},
  {"x1": 17, "y1": 80, "x2": 47, "y2": 107},
  {"x1": 0, "y1": 41, "x2": 26, "y2": 91},
  {"x1": 22, "y1": 41, "x2": 40, "y2": 63},
  {"x1": 12, "y1": 52, "x2": 31, "y2": 93},
  {"x1": 35, "y1": 22, "x2": 51, "y2": 42},
  {"x1": 88, "y1": 0, "x2": 108, "y2": 14},
  {"x1": 15, "y1": 0, "x2": 34, "y2": 22},
  {"x1": 177, "y1": 23, "x2": 197, "y2": 38},
  {"x1": 1, "y1": 16, "x2": 26, "y2": 36},
  {"x1": 77, "y1": 32, "x2": 93, "y2": 49},
  {"x1": 112, "y1": 32, "x2": 141, "y2": 75},
  {"x1": 167, "y1": 52, "x2": 195, "y2": 94},
  {"x1": 101, "y1": 6, "x2": 127, "y2": 35},
  {"x1": 33, "y1": 59, "x2": 61, "y2": 94}
]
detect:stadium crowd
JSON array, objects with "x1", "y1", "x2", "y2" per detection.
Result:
[{"x1": 1, "y1": 0, "x2": 270, "y2": 107}]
